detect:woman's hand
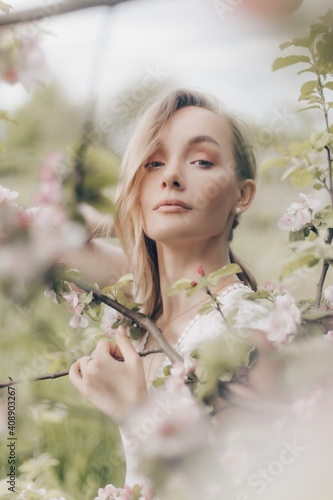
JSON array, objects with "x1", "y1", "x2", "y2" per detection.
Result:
[{"x1": 68, "y1": 326, "x2": 148, "y2": 424}]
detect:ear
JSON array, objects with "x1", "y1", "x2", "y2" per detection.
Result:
[{"x1": 235, "y1": 179, "x2": 256, "y2": 214}]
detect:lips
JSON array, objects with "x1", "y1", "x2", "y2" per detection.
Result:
[{"x1": 153, "y1": 199, "x2": 192, "y2": 210}]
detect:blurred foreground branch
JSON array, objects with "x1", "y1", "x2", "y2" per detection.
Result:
[{"x1": 0, "y1": 0, "x2": 130, "y2": 27}]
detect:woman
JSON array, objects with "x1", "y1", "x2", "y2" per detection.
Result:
[{"x1": 68, "y1": 89, "x2": 275, "y2": 487}]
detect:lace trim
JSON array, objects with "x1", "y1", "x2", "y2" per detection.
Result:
[{"x1": 147, "y1": 282, "x2": 249, "y2": 392}]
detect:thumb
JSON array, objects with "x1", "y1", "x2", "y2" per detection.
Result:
[{"x1": 115, "y1": 326, "x2": 139, "y2": 363}]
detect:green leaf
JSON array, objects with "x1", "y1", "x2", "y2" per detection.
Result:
[
  {"x1": 280, "y1": 253, "x2": 319, "y2": 279},
  {"x1": 115, "y1": 290, "x2": 126, "y2": 305},
  {"x1": 302, "y1": 308, "x2": 333, "y2": 320},
  {"x1": 80, "y1": 291, "x2": 93, "y2": 306},
  {"x1": 289, "y1": 229, "x2": 306, "y2": 242},
  {"x1": 152, "y1": 377, "x2": 165, "y2": 388},
  {"x1": 123, "y1": 301, "x2": 142, "y2": 310},
  {"x1": 198, "y1": 302, "x2": 215, "y2": 315},
  {"x1": 289, "y1": 168, "x2": 313, "y2": 188},
  {"x1": 292, "y1": 37, "x2": 312, "y2": 48},
  {"x1": 280, "y1": 37, "x2": 311, "y2": 50},
  {"x1": 261, "y1": 157, "x2": 288, "y2": 172},
  {"x1": 101, "y1": 286, "x2": 115, "y2": 298},
  {"x1": 225, "y1": 307, "x2": 239, "y2": 327},
  {"x1": 289, "y1": 139, "x2": 311, "y2": 158},
  {"x1": 163, "y1": 364, "x2": 172, "y2": 376},
  {"x1": 300, "y1": 81, "x2": 317, "y2": 95},
  {"x1": 243, "y1": 290, "x2": 271, "y2": 300},
  {"x1": 129, "y1": 326, "x2": 142, "y2": 340},
  {"x1": 298, "y1": 105, "x2": 322, "y2": 112},
  {"x1": 131, "y1": 484, "x2": 142, "y2": 500},
  {"x1": 207, "y1": 264, "x2": 241, "y2": 285},
  {"x1": 296, "y1": 298, "x2": 315, "y2": 313},
  {"x1": 310, "y1": 130, "x2": 333, "y2": 151},
  {"x1": 324, "y1": 82, "x2": 333, "y2": 91},
  {"x1": 272, "y1": 55, "x2": 311, "y2": 71},
  {"x1": 0, "y1": 1, "x2": 12, "y2": 13},
  {"x1": 313, "y1": 183, "x2": 324, "y2": 190},
  {"x1": 166, "y1": 278, "x2": 193, "y2": 296},
  {"x1": 313, "y1": 208, "x2": 333, "y2": 229},
  {"x1": 112, "y1": 273, "x2": 134, "y2": 290},
  {"x1": 279, "y1": 41, "x2": 294, "y2": 50},
  {"x1": 186, "y1": 283, "x2": 202, "y2": 296},
  {"x1": 0, "y1": 142, "x2": 5, "y2": 153},
  {"x1": 297, "y1": 67, "x2": 316, "y2": 75},
  {"x1": 83, "y1": 300, "x2": 102, "y2": 321}
]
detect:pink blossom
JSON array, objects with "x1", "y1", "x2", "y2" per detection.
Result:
[
  {"x1": 62, "y1": 283, "x2": 90, "y2": 329},
  {"x1": 258, "y1": 292, "x2": 301, "y2": 346},
  {"x1": 18, "y1": 482, "x2": 46, "y2": 498},
  {"x1": 39, "y1": 151, "x2": 64, "y2": 182},
  {"x1": 95, "y1": 483, "x2": 118, "y2": 499},
  {"x1": 197, "y1": 265, "x2": 205, "y2": 276},
  {"x1": 18, "y1": 206, "x2": 42, "y2": 227},
  {"x1": 33, "y1": 180, "x2": 63, "y2": 207},
  {"x1": 62, "y1": 282, "x2": 83, "y2": 309},
  {"x1": 44, "y1": 288, "x2": 58, "y2": 303},
  {"x1": 165, "y1": 355, "x2": 197, "y2": 394},
  {"x1": 299, "y1": 193, "x2": 320, "y2": 210},
  {"x1": 69, "y1": 311, "x2": 89, "y2": 329},
  {"x1": 32, "y1": 151, "x2": 65, "y2": 207},
  {"x1": 324, "y1": 286, "x2": 333, "y2": 308},
  {"x1": 0, "y1": 184, "x2": 18, "y2": 205},
  {"x1": 101, "y1": 306, "x2": 121, "y2": 337},
  {"x1": 94, "y1": 482, "x2": 152, "y2": 500},
  {"x1": 265, "y1": 281, "x2": 275, "y2": 292},
  {"x1": 0, "y1": 27, "x2": 47, "y2": 90},
  {"x1": 277, "y1": 193, "x2": 320, "y2": 232}
]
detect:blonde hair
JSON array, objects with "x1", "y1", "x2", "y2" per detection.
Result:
[{"x1": 114, "y1": 89, "x2": 257, "y2": 319}]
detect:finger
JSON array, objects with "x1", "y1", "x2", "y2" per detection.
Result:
[
  {"x1": 94, "y1": 339, "x2": 122, "y2": 359},
  {"x1": 115, "y1": 326, "x2": 140, "y2": 365},
  {"x1": 68, "y1": 358, "x2": 85, "y2": 392}
]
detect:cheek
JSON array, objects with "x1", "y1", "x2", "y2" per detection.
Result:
[{"x1": 191, "y1": 170, "x2": 237, "y2": 215}]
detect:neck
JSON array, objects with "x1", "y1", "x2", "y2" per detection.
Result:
[{"x1": 156, "y1": 235, "x2": 239, "y2": 323}]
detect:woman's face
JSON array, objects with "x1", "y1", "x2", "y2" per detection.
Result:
[{"x1": 139, "y1": 106, "x2": 252, "y2": 245}]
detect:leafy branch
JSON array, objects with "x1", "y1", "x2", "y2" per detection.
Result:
[{"x1": 263, "y1": 9, "x2": 333, "y2": 307}]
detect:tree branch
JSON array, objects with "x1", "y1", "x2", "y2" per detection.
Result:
[
  {"x1": 0, "y1": 0, "x2": 130, "y2": 27},
  {"x1": 0, "y1": 348, "x2": 162, "y2": 389},
  {"x1": 58, "y1": 271, "x2": 183, "y2": 364}
]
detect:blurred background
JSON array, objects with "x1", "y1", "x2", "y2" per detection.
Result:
[{"x1": 0, "y1": 0, "x2": 332, "y2": 498}]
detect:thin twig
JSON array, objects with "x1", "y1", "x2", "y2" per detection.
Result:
[
  {"x1": 0, "y1": 0, "x2": 129, "y2": 27},
  {"x1": 58, "y1": 271, "x2": 183, "y2": 364},
  {"x1": 313, "y1": 77, "x2": 333, "y2": 307},
  {"x1": 0, "y1": 348, "x2": 162, "y2": 389}
]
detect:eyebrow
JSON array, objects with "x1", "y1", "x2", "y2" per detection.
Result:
[
  {"x1": 187, "y1": 135, "x2": 221, "y2": 148},
  {"x1": 154, "y1": 134, "x2": 221, "y2": 153}
]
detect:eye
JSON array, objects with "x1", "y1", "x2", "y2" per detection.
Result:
[
  {"x1": 191, "y1": 160, "x2": 214, "y2": 168},
  {"x1": 144, "y1": 161, "x2": 164, "y2": 170}
]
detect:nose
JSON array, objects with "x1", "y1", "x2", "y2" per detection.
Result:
[{"x1": 161, "y1": 162, "x2": 184, "y2": 190}]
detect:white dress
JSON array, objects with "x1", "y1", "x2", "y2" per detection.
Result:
[{"x1": 118, "y1": 283, "x2": 270, "y2": 488}]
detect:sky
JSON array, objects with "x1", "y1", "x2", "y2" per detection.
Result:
[{"x1": 1, "y1": 0, "x2": 332, "y2": 125}]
